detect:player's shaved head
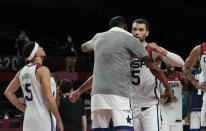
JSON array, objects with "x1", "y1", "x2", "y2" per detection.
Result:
[{"x1": 109, "y1": 16, "x2": 127, "y2": 29}]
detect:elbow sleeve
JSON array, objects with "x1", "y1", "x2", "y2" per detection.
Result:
[{"x1": 162, "y1": 51, "x2": 184, "y2": 67}]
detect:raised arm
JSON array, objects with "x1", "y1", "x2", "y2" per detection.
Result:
[
  {"x1": 148, "y1": 43, "x2": 184, "y2": 67},
  {"x1": 81, "y1": 37, "x2": 95, "y2": 53},
  {"x1": 4, "y1": 72, "x2": 26, "y2": 112},
  {"x1": 81, "y1": 43, "x2": 90, "y2": 52}
]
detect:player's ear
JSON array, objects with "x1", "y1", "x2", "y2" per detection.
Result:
[
  {"x1": 146, "y1": 30, "x2": 149, "y2": 37},
  {"x1": 124, "y1": 24, "x2": 128, "y2": 31},
  {"x1": 35, "y1": 48, "x2": 40, "y2": 57}
]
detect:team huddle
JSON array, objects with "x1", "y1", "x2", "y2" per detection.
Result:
[{"x1": 4, "y1": 16, "x2": 206, "y2": 131}]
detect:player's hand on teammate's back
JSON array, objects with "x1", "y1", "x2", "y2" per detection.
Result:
[
  {"x1": 162, "y1": 89, "x2": 178, "y2": 106},
  {"x1": 69, "y1": 90, "x2": 80, "y2": 103},
  {"x1": 57, "y1": 121, "x2": 64, "y2": 131}
]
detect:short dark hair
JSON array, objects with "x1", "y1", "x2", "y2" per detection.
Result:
[
  {"x1": 132, "y1": 18, "x2": 150, "y2": 30},
  {"x1": 59, "y1": 79, "x2": 73, "y2": 93},
  {"x1": 109, "y1": 16, "x2": 127, "y2": 29},
  {"x1": 21, "y1": 41, "x2": 36, "y2": 60}
]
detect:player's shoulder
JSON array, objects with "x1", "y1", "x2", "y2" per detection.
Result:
[
  {"x1": 193, "y1": 45, "x2": 201, "y2": 51},
  {"x1": 37, "y1": 66, "x2": 50, "y2": 74},
  {"x1": 189, "y1": 45, "x2": 201, "y2": 58}
]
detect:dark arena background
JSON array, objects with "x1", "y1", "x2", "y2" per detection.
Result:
[{"x1": 0, "y1": 0, "x2": 206, "y2": 131}]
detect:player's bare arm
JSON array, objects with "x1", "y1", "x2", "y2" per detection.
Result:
[
  {"x1": 4, "y1": 72, "x2": 26, "y2": 112},
  {"x1": 81, "y1": 39, "x2": 94, "y2": 52},
  {"x1": 69, "y1": 75, "x2": 93, "y2": 103},
  {"x1": 82, "y1": 115, "x2": 87, "y2": 131},
  {"x1": 181, "y1": 73, "x2": 191, "y2": 93},
  {"x1": 181, "y1": 73, "x2": 192, "y2": 124},
  {"x1": 183, "y1": 45, "x2": 206, "y2": 92},
  {"x1": 37, "y1": 66, "x2": 64, "y2": 131},
  {"x1": 142, "y1": 55, "x2": 175, "y2": 106},
  {"x1": 81, "y1": 43, "x2": 90, "y2": 52}
]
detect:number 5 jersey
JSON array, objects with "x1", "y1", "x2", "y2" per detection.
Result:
[
  {"x1": 131, "y1": 46, "x2": 161, "y2": 108},
  {"x1": 19, "y1": 63, "x2": 56, "y2": 131}
]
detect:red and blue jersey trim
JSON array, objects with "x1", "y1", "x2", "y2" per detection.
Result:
[
  {"x1": 167, "y1": 71, "x2": 180, "y2": 81},
  {"x1": 132, "y1": 45, "x2": 152, "y2": 58},
  {"x1": 35, "y1": 63, "x2": 42, "y2": 74}
]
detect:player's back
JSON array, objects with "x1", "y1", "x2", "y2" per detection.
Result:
[
  {"x1": 91, "y1": 30, "x2": 146, "y2": 98},
  {"x1": 19, "y1": 63, "x2": 54, "y2": 131}
]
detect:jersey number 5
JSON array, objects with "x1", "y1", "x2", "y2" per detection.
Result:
[
  {"x1": 24, "y1": 83, "x2": 33, "y2": 101},
  {"x1": 132, "y1": 70, "x2": 140, "y2": 85}
]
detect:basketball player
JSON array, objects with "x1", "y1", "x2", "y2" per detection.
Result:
[
  {"x1": 160, "y1": 64, "x2": 188, "y2": 131},
  {"x1": 70, "y1": 16, "x2": 175, "y2": 131},
  {"x1": 188, "y1": 60, "x2": 203, "y2": 131},
  {"x1": 4, "y1": 42, "x2": 64, "y2": 131},
  {"x1": 184, "y1": 44, "x2": 206, "y2": 131},
  {"x1": 130, "y1": 18, "x2": 184, "y2": 131},
  {"x1": 17, "y1": 75, "x2": 58, "y2": 130}
]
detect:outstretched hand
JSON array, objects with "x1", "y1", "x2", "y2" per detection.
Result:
[
  {"x1": 69, "y1": 90, "x2": 81, "y2": 103},
  {"x1": 161, "y1": 89, "x2": 178, "y2": 106}
]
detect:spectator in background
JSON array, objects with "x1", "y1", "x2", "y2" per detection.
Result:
[
  {"x1": 60, "y1": 34, "x2": 77, "y2": 72},
  {"x1": 15, "y1": 30, "x2": 30, "y2": 57},
  {"x1": 58, "y1": 79, "x2": 87, "y2": 131},
  {"x1": 16, "y1": 30, "x2": 30, "y2": 44}
]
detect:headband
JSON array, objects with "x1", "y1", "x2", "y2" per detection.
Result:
[{"x1": 26, "y1": 42, "x2": 39, "y2": 61}]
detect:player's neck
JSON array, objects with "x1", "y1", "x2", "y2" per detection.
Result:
[
  {"x1": 31, "y1": 57, "x2": 42, "y2": 65},
  {"x1": 142, "y1": 41, "x2": 148, "y2": 47}
]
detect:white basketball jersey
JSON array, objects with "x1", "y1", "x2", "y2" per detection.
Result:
[
  {"x1": 50, "y1": 77, "x2": 56, "y2": 99},
  {"x1": 19, "y1": 64, "x2": 56, "y2": 131},
  {"x1": 200, "y1": 43, "x2": 206, "y2": 101},
  {"x1": 131, "y1": 47, "x2": 160, "y2": 107},
  {"x1": 160, "y1": 71, "x2": 182, "y2": 125},
  {"x1": 50, "y1": 76, "x2": 57, "y2": 130}
]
